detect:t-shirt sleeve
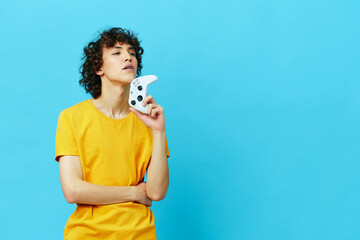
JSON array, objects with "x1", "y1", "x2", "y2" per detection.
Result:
[
  {"x1": 55, "y1": 111, "x2": 79, "y2": 162},
  {"x1": 166, "y1": 138, "x2": 170, "y2": 158}
]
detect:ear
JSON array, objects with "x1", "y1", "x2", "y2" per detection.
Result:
[{"x1": 96, "y1": 68, "x2": 103, "y2": 76}]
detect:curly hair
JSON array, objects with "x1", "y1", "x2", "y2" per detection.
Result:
[{"x1": 79, "y1": 27, "x2": 144, "y2": 99}]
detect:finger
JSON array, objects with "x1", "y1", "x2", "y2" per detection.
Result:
[
  {"x1": 129, "y1": 107, "x2": 139, "y2": 115},
  {"x1": 147, "y1": 103, "x2": 155, "y2": 115},
  {"x1": 129, "y1": 107, "x2": 143, "y2": 117},
  {"x1": 142, "y1": 95, "x2": 157, "y2": 106},
  {"x1": 130, "y1": 107, "x2": 147, "y2": 122},
  {"x1": 151, "y1": 107, "x2": 162, "y2": 118}
]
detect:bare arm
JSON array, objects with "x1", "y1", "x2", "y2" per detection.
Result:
[
  {"x1": 146, "y1": 130, "x2": 169, "y2": 201},
  {"x1": 128, "y1": 95, "x2": 169, "y2": 202},
  {"x1": 58, "y1": 155, "x2": 152, "y2": 206}
]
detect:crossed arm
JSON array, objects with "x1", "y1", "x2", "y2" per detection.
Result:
[{"x1": 58, "y1": 130, "x2": 169, "y2": 206}]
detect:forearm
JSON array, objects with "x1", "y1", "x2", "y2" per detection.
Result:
[
  {"x1": 146, "y1": 130, "x2": 169, "y2": 201},
  {"x1": 69, "y1": 181, "x2": 137, "y2": 205}
]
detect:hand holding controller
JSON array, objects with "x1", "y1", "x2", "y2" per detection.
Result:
[{"x1": 128, "y1": 75, "x2": 158, "y2": 114}]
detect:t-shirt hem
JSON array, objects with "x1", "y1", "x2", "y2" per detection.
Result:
[{"x1": 55, "y1": 153, "x2": 80, "y2": 162}]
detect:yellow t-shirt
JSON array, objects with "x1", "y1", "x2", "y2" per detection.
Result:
[{"x1": 55, "y1": 99, "x2": 170, "y2": 240}]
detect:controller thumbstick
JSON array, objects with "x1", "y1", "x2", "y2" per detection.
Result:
[
  {"x1": 137, "y1": 95, "x2": 143, "y2": 101},
  {"x1": 131, "y1": 100, "x2": 136, "y2": 105},
  {"x1": 138, "y1": 86, "x2": 143, "y2": 91}
]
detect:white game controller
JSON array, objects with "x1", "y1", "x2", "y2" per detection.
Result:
[{"x1": 128, "y1": 75, "x2": 158, "y2": 114}]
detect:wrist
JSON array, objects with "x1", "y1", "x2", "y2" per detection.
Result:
[
  {"x1": 130, "y1": 186, "x2": 139, "y2": 201},
  {"x1": 151, "y1": 129, "x2": 166, "y2": 135}
]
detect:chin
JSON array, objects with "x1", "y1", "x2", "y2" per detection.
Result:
[{"x1": 115, "y1": 74, "x2": 136, "y2": 83}]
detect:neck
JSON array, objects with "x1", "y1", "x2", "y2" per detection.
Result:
[{"x1": 92, "y1": 79, "x2": 131, "y2": 119}]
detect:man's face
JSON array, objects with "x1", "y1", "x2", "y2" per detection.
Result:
[{"x1": 96, "y1": 42, "x2": 138, "y2": 84}]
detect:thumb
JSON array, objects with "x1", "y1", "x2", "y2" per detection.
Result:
[{"x1": 130, "y1": 107, "x2": 146, "y2": 119}]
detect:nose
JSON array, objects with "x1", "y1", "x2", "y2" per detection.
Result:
[{"x1": 124, "y1": 52, "x2": 132, "y2": 62}]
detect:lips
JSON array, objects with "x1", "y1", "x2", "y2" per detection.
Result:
[{"x1": 123, "y1": 64, "x2": 134, "y2": 70}]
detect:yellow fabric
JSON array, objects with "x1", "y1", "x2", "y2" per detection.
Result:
[{"x1": 55, "y1": 99, "x2": 170, "y2": 240}]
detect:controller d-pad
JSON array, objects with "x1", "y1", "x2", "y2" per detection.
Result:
[
  {"x1": 131, "y1": 100, "x2": 136, "y2": 106},
  {"x1": 137, "y1": 95, "x2": 143, "y2": 102}
]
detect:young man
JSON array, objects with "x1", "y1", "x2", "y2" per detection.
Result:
[{"x1": 55, "y1": 27, "x2": 170, "y2": 239}]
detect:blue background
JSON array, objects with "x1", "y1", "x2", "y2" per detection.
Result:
[{"x1": 1, "y1": 0, "x2": 359, "y2": 239}]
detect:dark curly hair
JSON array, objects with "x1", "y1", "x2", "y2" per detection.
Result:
[{"x1": 79, "y1": 27, "x2": 144, "y2": 99}]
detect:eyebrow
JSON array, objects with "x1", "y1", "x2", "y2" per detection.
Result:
[{"x1": 113, "y1": 46, "x2": 135, "y2": 50}]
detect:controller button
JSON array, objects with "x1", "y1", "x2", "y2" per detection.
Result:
[
  {"x1": 131, "y1": 100, "x2": 136, "y2": 105},
  {"x1": 138, "y1": 86, "x2": 143, "y2": 91},
  {"x1": 137, "y1": 95, "x2": 143, "y2": 101}
]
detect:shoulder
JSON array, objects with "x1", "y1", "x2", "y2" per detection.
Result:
[
  {"x1": 59, "y1": 99, "x2": 91, "y2": 117},
  {"x1": 58, "y1": 99, "x2": 92, "y2": 124}
]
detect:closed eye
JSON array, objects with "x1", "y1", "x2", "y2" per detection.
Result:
[{"x1": 112, "y1": 52, "x2": 135, "y2": 56}]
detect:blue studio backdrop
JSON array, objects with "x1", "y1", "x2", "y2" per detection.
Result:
[{"x1": 0, "y1": 0, "x2": 360, "y2": 239}]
